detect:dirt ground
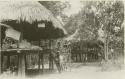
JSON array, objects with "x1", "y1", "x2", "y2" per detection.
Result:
[{"x1": 0, "y1": 63, "x2": 124, "y2": 79}]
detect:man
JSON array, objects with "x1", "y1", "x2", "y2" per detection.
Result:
[{"x1": 53, "y1": 51, "x2": 62, "y2": 73}]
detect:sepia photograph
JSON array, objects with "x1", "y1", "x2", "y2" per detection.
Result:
[{"x1": 0, "y1": 0, "x2": 124, "y2": 79}]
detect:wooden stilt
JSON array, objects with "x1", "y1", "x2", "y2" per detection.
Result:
[
  {"x1": 0, "y1": 51, "x2": 2, "y2": 75},
  {"x1": 7, "y1": 55, "x2": 10, "y2": 69},
  {"x1": 24, "y1": 53, "x2": 27, "y2": 72},
  {"x1": 79, "y1": 53, "x2": 81, "y2": 62},
  {"x1": 38, "y1": 41, "x2": 41, "y2": 72},
  {"x1": 38, "y1": 51, "x2": 40, "y2": 72},
  {"x1": 18, "y1": 51, "x2": 25, "y2": 76},
  {"x1": 49, "y1": 53, "x2": 52, "y2": 70},
  {"x1": 41, "y1": 53, "x2": 44, "y2": 73},
  {"x1": 51, "y1": 56, "x2": 54, "y2": 70},
  {"x1": 49, "y1": 54, "x2": 51, "y2": 70},
  {"x1": 0, "y1": 26, "x2": 1, "y2": 74}
]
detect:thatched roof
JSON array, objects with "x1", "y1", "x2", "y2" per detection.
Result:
[
  {"x1": 64, "y1": 29, "x2": 80, "y2": 41},
  {"x1": 71, "y1": 40, "x2": 104, "y2": 49},
  {"x1": 0, "y1": 1, "x2": 67, "y2": 34},
  {"x1": 0, "y1": 1, "x2": 68, "y2": 41}
]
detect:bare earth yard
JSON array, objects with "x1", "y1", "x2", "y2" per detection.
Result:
[{"x1": 0, "y1": 64, "x2": 124, "y2": 79}]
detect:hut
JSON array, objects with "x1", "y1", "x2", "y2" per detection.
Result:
[
  {"x1": 0, "y1": 1, "x2": 67, "y2": 76},
  {"x1": 64, "y1": 29, "x2": 104, "y2": 63},
  {"x1": 68, "y1": 40, "x2": 104, "y2": 63},
  {"x1": 0, "y1": 1, "x2": 67, "y2": 41}
]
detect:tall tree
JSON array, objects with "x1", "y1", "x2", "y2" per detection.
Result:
[
  {"x1": 64, "y1": 1, "x2": 124, "y2": 60},
  {"x1": 95, "y1": 1, "x2": 124, "y2": 60}
]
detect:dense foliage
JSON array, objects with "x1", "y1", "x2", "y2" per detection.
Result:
[{"x1": 64, "y1": 1, "x2": 124, "y2": 60}]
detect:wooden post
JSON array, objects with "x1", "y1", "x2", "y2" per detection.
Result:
[
  {"x1": 0, "y1": 24, "x2": 1, "y2": 48},
  {"x1": 0, "y1": 51, "x2": 2, "y2": 75},
  {"x1": 38, "y1": 41, "x2": 41, "y2": 72},
  {"x1": 38, "y1": 51, "x2": 40, "y2": 72},
  {"x1": 49, "y1": 53, "x2": 51, "y2": 70},
  {"x1": 79, "y1": 53, "x2": 82, "y2": 62},
  {"x1": 51, "y1": 54, "x2": 54, "y2": 70},
  {"x1": 18, "y1": 51, "x2": 25, "y2": 76},
  {"x1": 41, "y1": 53, "x2": 44, "y2": 73},
  {"x1": 24, "y1": 53, "x2": 27, "y2": 72},
  {"x1": 7, "y1": 55, "x2": 10, "y2": 69},
  {"x1": 17, "y1": 26, "x2": 26, "y2": 76},
  {"x1": 49, "y1": 52, "x2": 54, "y2": 71},
  {"x1": 0, "y1": 25, "x2": 2, "y2": 74}
]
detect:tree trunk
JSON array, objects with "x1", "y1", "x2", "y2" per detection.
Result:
[
  {"x1": 104, "y1": 27, "x2": 109, "y2": 61},
  {"x1": 106, "y1": 37, "x2": 109, "y2": 60}
]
